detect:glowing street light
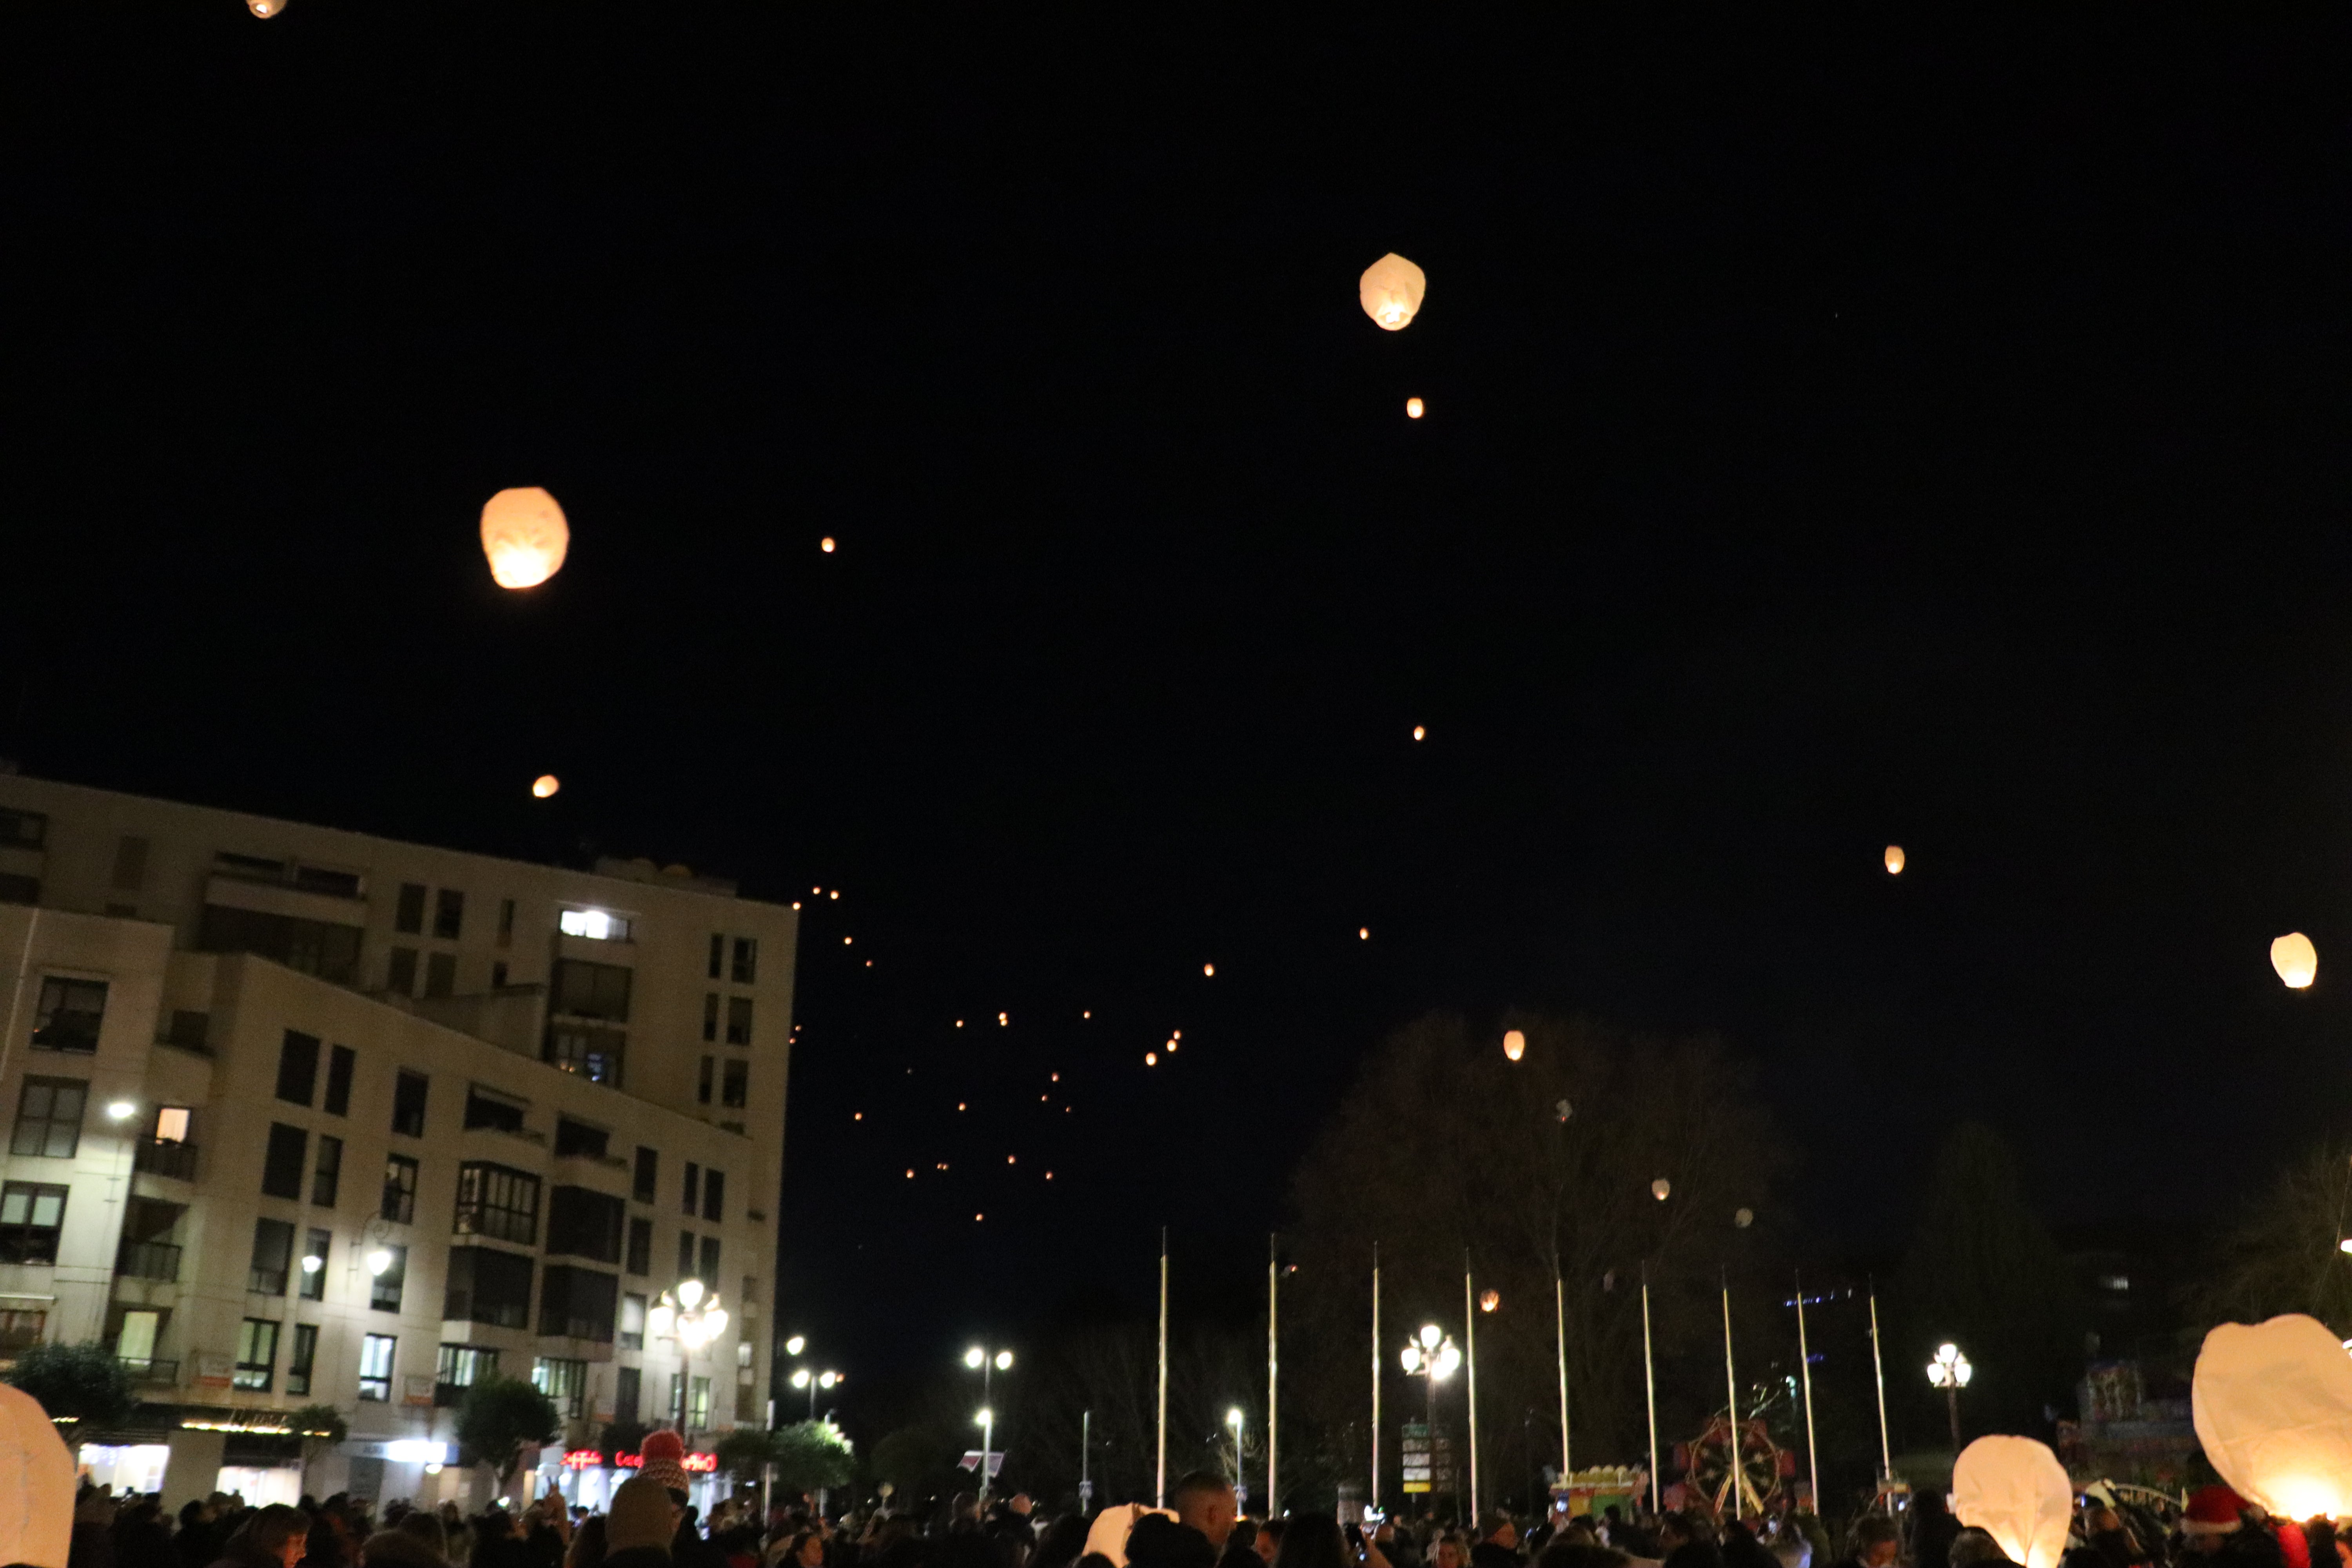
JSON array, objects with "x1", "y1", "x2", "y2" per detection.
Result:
[
  {"x1": 1227, "y1": 1407, "x2": 1246, "y2": 1488},
  {"x1": 651, "y1": 1278, "x2": 728, "y2": 1434},
  {"x1": 1927, "y1": 1341, "x2": 1973, "y2": 1451},
  {"x1": 964, "y1": 1344, "x2": 1013, "y2": 1503}
]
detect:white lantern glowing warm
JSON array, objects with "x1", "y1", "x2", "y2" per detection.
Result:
[
  {"x1": 532, "y1": 775, "x2": 560, "y2": 799},
  {"x1": 1479, "y1": 1289, "x2": 1500, "y2": 1313},
  {"x1": 1884, "y1": 845, "x2": 1906, "y2": 875},
  {"x1": 1503, "y1": 1029, "x2": 1526, "y2": 1062},
  {"x1": 0, "y1": 1381, "x2": 71, "y2": 1568},
  {"x1": 1651, "y1": 1178, "x2": 1671, "y2": 1201},
  {"x1": 248, "y1": 0, "x2": 287, "y2": 14},
  {"x1": 2192, "y1": 1313, "x2": 2352, "y2": 1519},
  {"x1": 1359, "y1": 254, "x2": 1427, "y2": 331},
  {"x1": 479, "y1": 487, "x2": 570, "y2": 590},
  {"x1": 1950, "y1": 1436, "x2": 2072, "y2": 1568},
  {"x1": 2272, "y1": 932, "x2": 2318, "y2": 990},
  {"x1": 1406, "y1": 397, "x2": 1425, "y2": 419}
]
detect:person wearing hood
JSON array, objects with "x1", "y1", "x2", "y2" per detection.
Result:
[
  {"x1": 607, "y1": 1478, "x2": 680, "y2": 1568},
  {"x1": 1471, "y1": 1517, "x2": 1521, "y2": 1568}
]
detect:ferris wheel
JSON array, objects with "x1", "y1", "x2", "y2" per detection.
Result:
[{"x1": 1682, "y1": 1416, "x2": 1785, "y2": 1516}]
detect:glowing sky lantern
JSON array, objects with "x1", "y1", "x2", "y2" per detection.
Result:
[
  {"x1": 1359, "y1": 927, "x2": 1370, "y2": 940},
  {"x1": 1950, "y1": 1436, "x2": 2073, "y2": 1568},
  {"x1": 1406, "y1": 397, "x2": 1425, "y2": 419},
  {"x1": 1651, "y1": 1178, "x2": 1671, "y2": 1201},
  {"x1": 2193, "y1": 1313, "x2": 2352, "y2": 1519},
  {"x1": 479, "y1": 487, "x2": 570, "y2": 589},
  {"x1": 1412, "y1": 725, "x2": 1426, "y2": 742},
  {"x1": 249, "y1": 0, "x2": 287, "y2": 13},
  {"x1": 1503, "y1": 1029, "x2": 1526, "y2": 1062},
  {"x1": 2272, "y1": 932, "x2": 2318, "y2": 989},
  {"x1": 821, "y1": 537, "x2": 837, "y2": 553},
  {"x1": 1884, "y1": 845, "x2": 1906, "y2": 875},
  {"x1": 532, "y1": 775, "x2": 560, "y2": 799},
  {"x1": 1203, "y1": 963, "x2": 1216, "y2": 977},
  {"x1": 1479, "y1": 1289, "x2": 1500, "y2": 1313},
  {"x1": 1359, "y1": 253, "x2": 1427, "y2": 331}
]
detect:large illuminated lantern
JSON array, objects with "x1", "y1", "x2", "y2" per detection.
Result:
[
  {"x1": 2193, "y1": 1313, "x2": 2352, "y2": 1519},
  {"x1": 1950, "y1": 1435, "x2": 2072, "y2": 1568}
]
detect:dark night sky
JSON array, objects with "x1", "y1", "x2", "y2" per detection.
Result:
[{"x1": 10, "y1": 9, "x2": 2352, "y2": 1406}]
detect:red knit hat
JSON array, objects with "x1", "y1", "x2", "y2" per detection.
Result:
[
  {"x1": 2184, "y1": 1486, "x2": 2249, "y2": 1536},
  {"x1": 640, "y1": 1426, "x2": 691, "y2": 1498}
]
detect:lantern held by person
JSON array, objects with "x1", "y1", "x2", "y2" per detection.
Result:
[
  {"x1": 0, "y1": 1382, "x2": 71, "y2": 1568},
  {"x1": 1951, "y1": 1436, "x2": 2072, "y2": 1568},
  {"x1": 479, "y1": 487, "x2": 570, "y2": 590},
  {"x1": 2192, "y1": 1312, "x2": 2352, "y2": 1519},
  {"x1": 2272, "y1": 932, "x2": 2318, "y2": 989},
  {"x1": 1359, "y1": 254, "x2": 1427, "y2": 330}
]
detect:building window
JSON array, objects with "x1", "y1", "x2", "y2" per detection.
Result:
[
  {"x1": 359, "y1": 1333, "x2": 395, "y2": 1400},
  {"x1": 386, "y1": 948, "x2": 419, "y2": 995},
  {"x1": 707, "y1": 934, "x2": 723, "y2": 980},
  {"x1": 370, "y1": 1245, "x2": 407, "y2": 1312},
  {"x1": 620, "y1": 1292, "x2": 647, "y2": 1350},
  {"x1": 697, "y1": 1056, "x2": 713, "y2": 1105},
  {"x1": 154, "y1": 1106, "x2": 191, "y2": 1143},
  {"x1": 546, "y1": 1187, "x2": 624, "y2": 1263},
  {"x1": 497, "y1": 898, "x2": 515, "y2": 948},
  {"x1": 491, "y1": 960, "x2": 508, "y2": 987},
  {"x1": 300, "y1": 1229, "x2": 330, "y2": 1300},
  {"x1": 274, "y1": 1030, "x2": 320, "y2": 1105},
  {"x1": 111, "y1": 834, "x2": 150, "y2": 891},
  {"x1": 437, "y1": 1343, "x2": 498, "y2": 1400},
  {"x1": 312, "y1": 1135, "x2": 343, "y2": 1208},
  {"x1": 550, "y1": 959, "x2": 632, "y2": 1021},
  {"x1": 725, "y1": 996, "x2": 753, "y2": 1046},
  {"x1": 558, "y1": 909, "x2": 632, "y2": 942},
  {"x1": 455, "y1": 1163, "x2": 540, "y2": 1246},
  {"x1": 554, "y1": 1118, "x2": 609, "y2": 1158},
  {"x1": 198, "y1": 905, "x2": 361, "y2": 984},
  {"x1": 682, "y1": 1163, "x2": 700, "y2": 1215},
  {"x1": 544, "y1": 1025, "x2": 624, "y2": 1087},
  {"x1": 0, "y1": 1184, "x2": 67, "y2": 1264},
  {"x1": 533, "y1": 1356, "x2": 588, "y2": 1418},
  {"x1": 702, "y1": 994, "x2": 719, "y2": 1043},
  {"x1": 31, "y1": 979, "x2": 106, "y2": 1054},
  {"x1": 382, "y1": 1156, "x2": 419, "y2": 1224},
  {"x1": 626, "y1": 1218, "x2": 651, "y2": 1276},
  {"x1": 433, "y1": 888, "x2": 465, "y2": 940},
  {"x1": 287, "y1": 1323, "x2": 318, "y2": 1397},
  {"x1": 632, "y1": 1147, "x2": 657, "y2": 1204},
  {"x1": 424, "y1": 953, "x2": 457, "y2": 999},
  {"x1": 699, "y1": 1236, "x2": 720, "y2": 1282},
  {"x1": 166, "y1": 1010, "x2": 211, "y2": 1052},
  {"x1": 463, "y1": 1089, "x2": 525, "y2": 1132},
  {"x1": 11, "y1": 1079, "x2": 86, "y2": 1158},
  {"x1": 615, "y1": 1365, "x2": 641, "y2": 1426},
  {"x1": 537, "y1": 1265, "x2": 619, "y2": 1341},
  {"x1": 702, "y1": 1170, "x2": 725, "y2": 1223},
  {"x1": 261, "y1": 1123, "x2": 307, "y2": 1200},
  {"x1": 392, "y1": 1071, "x2": 428, "y2": 1137},
  {"x1": 235, "y1": 1319, "x2": 279, "y2": 1391},
  {"x1": 250, "y1": 1218, "x2": 294, "y2": 1294},
  {"x1": 721, "y1": 1060, "x2": 748, "y2": 1109},
  {"x1": 395, "y1": 884, "x2": 426, "y2": 935},
  {"x1": 677, "y1": 1231, "x2": 695, "y2": 1279},
  {"x1": 731, "y1": 937, "x2": 757, "y2": 985},
  {"x1": 444, "y1": 1246, "x2": 534, "y2": 1328},
  {"x1": 324, "y1": 1045, "x2": 354, "y2": 1117},
  {"x1": 689, "y1": 1374, "x2": 711, "y2": 1430},
  {"x1": 0, "y1": 809, "x2": 47, "y2": 849}
]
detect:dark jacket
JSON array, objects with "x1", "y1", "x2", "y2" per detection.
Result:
[
  {"x1": 607, "y1": 1550, "x2": 675, "y2": 1568},
  {"x1": 673, "y1": 1515, "x2": 731, "y2": 1568},
  {"x1": 1472, "y1": 1543, "x2": 1522, "y2": 1568}
]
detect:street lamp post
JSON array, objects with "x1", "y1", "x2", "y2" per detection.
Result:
[
  {"x1": 1227, "y1": 1407, "x2": 1246, "y2": 1499},
  {"x1": 649, "y1": 1279, "x2": 729, "y2": 1436},
  {"x1": 789, "y1": 1365, "x2": 840, "y2": 1421},
  {"x1": 964, "y1": 1345, "x2": 1014, "y2": 1505},
  {"x1": 1926, "y1": 1342, "x2": 1973, "y2": 1452},
  {"x1": 1401, "y1": 1324, "x2": 1461, "y2": 1503}
]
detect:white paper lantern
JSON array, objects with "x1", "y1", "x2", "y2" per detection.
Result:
[
  {"x1": 1651, "y1": 1178, "x2": 1671, "y2": 1201},
  {"x1": 1950, "y1": 1436, "x2": 2072, "y2": 1568},
  {"x1": 1503, "y1": 1029, "x2": 1526, "y2": 1062},
  {"x1": 1083, "y1": 1503, "x2": 1176, "y2": 1568},
  {"x1": 2272, "y1": 932, "x2": 2318, "y2": 990},
  {"x1": 1359, "y1": 254, "x2": 1426, "y2": 331},
  {"x1": 531, "y1": 775, "x2": 560, "y2": 799},
  {"x1": 479, "y1": 487, "x2": 570, "y2": 589},
  {"x1": 0, "y1": 1382, "x2": 73, "y2": 1568},
  {"x1": 2192, "y1": 1313, "x2": 2352, "y2": 1519},
  {"x1": 1406, "y1": 397, "x2": 1425, "y2": 419},
  {"x1": 249, "y1": 0, "x2": 287, "y2": 14},
  {"x1": 1884, "y1": 845, "x2": 1906, "y2": 875}
]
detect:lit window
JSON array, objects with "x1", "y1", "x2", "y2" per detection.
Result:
[
  {"x1": 359, "y1": 1333, "x2": 395, "y2": 1401},
  {"x1": 559, "y1": 909, "x2": 632, "y2": 942},
  {"x1": 153, "y1": 1106, "x2": 191, "y2": 1143}
]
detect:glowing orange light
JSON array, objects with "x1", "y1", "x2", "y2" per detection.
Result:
[
  {"x1": 843, "y1": 936, "x2": 853, "y2": 946},
  {"x1": 249, "y1": 0, "x2": 286, "y2": 16},
  {"x1": 1041, "y1": 1095, "x2": 1048, "y2": 1102},
  {"x1": 1359, "y1": 927, "x2": 1369, "y2": 940},
  {"x1": 1082, "y1": 1010, "x2": 1091, "y2": 1019},
  {"x1": 1046, "y1": 1172, "x2": 1054, "y2": 1181},
  {"x1": 1203, "y1": 963, "x2": 1215, "y2": 977},
  {"x1": 975, "y1": 1213, "x2": 984, "y2": 1222},
  {"x1": 479, "y1": 487, "x2": 569, "y2": 589},
  {"x1": 998, "y1": 1012, "x2": 1009, "y2": 1026},
  {"x1": 1406, "y1": 397, "x2": 1425, "y2": 419},
  {"x1": 813, "y1": 886, "x2": 821, "y2": 894},
  {"x1": 791, "y1": 902, "x2": 801, "y2": 910},
  {"x1": 1503, "y1": 1029, "x2": 1526, "y2": 1062},
  {"x1": 1359, "y1": 253, "x2": 1428, "y2": 331},
  {"x1": 1885, "y1": 845, "x2": 1906, "y2": 875},
  {"x1": 531, "y1": 775, "x2": 560, "y2": 799},
  {"x1": 2274, "y1": 932, "x2": 2319, "y2": 990},
  {"x1": 905, "y1": 1169, "x2": 914, "y2": 1178},
  {"x1": 956, "y1": 1020, "x2": 964, "y2": 1027},
  {"x1": 1007, "y1": 1155, "x2": 1016, "y2": 1164},
  {"x1": 1480, "y1": 1289, "x2": 1500, "y2": 1313},
  {"x1": 1412, "y1": 725, "x2": 1426, "y2": 742},
  {"x1": 1145, "y1": 1052, "x2": 1158, "y2": 1066},
  {"x1": 1050, "y1": 1073, "x2": 1060, "y2": 1082},
  {"x1": 853, "y1": 1112, "x2": 862, "y2": 1122},
  {"x1": 821, "y1": 537, "x2": 837, "y2": 554},
  {"x1": 865, "y1": 960, "x2": 872, "y2": 967},
  {"x1": 956, "y1": 1103, "x2": 967, "y2": 1112},
  {"x1": 829, "y1": 891, "x2": 838, "y2": 900}
]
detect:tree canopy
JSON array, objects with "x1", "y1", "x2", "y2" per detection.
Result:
[
  {"x1": 4, "y1": 1342, "x2": 133, "y2": 1427},
  {"x1": 456, "y1": 1376, "x2": 562, "y2": 1484}
]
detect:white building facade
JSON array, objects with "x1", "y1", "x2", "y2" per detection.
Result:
[{"x1": 0, "y1": 774, "x2": 795, "y2": 1511}]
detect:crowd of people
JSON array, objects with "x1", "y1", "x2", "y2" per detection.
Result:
[{"x1": 56, "y1": 1463, "x2": 2344, "y2": 1568}]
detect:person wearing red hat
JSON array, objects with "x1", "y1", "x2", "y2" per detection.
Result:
[{"x1": 2180, "y1": 1488, "x2": 2287, "y2": 1568}]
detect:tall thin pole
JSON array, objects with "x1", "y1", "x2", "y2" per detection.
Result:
[
  {"x1": 1641, "y1": 1263, "x2": 1660, "y2": 1512},
  {"x1": 1554, "y1": 1267, "x2": 1571, "y2": 1488},
  {"x1": 1463, "y1": 1252, "x2": 1480, "y2": 1523},
  {"x1": 1795, "y1": 1272, "x2": 1819, "y2": 1512},
  {"x1": 1867, "y1": 1284, "x2": 1893, "y2": 1483},
  {"x1": 1721, "y1": 1272, "x2": 1744, "y2": 1515},
  {"x1": 1082, "y1": 1408, "x2": 1092, "y2": 1506},
  {"x1": 1156, "y1": 1227, "x2": 1170, "y2": 1507},
  {"x1": 1267, "y1": 1233, "x2": 1279, "y2": 1516},
  {"x1": 1371, "y1": 1243, "x2": 1382, "y2": 1517}
]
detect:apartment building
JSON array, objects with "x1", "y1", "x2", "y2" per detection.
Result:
[{"x1": 0, "y1": 773, "x2": 797, "y2": 1510}]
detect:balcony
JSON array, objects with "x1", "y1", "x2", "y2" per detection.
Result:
[
  {"x1": 247, "y1": 1267, "x2": 288, "y2": 1295},
  {"x1": 118, "y1": 1357, "x2": 179, "y2": 1385},
  {"x1": 435, "y1": 1381, "x2": 467, "y2": 1408},
  {"x1": 132, "y1": 1140, "x2": 200, "y2": 1181},
  {"x1": 115, "y1": 1240, "x2": 182, "y2": 1283}
]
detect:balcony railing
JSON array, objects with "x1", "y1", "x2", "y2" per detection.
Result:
[
  {"x1": 115, "y1": 1240, "x2": 182, "y2": 1283},
  {"x1": 118, "y1": 1357, "x2": 179, "y2": 1385},
  {"x1": 247, "y1": 1266, "x2": 288, "y2": 1295},
  {"x1": 132, "y1": 1139, "x2": 199, "y2": 1181}
]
